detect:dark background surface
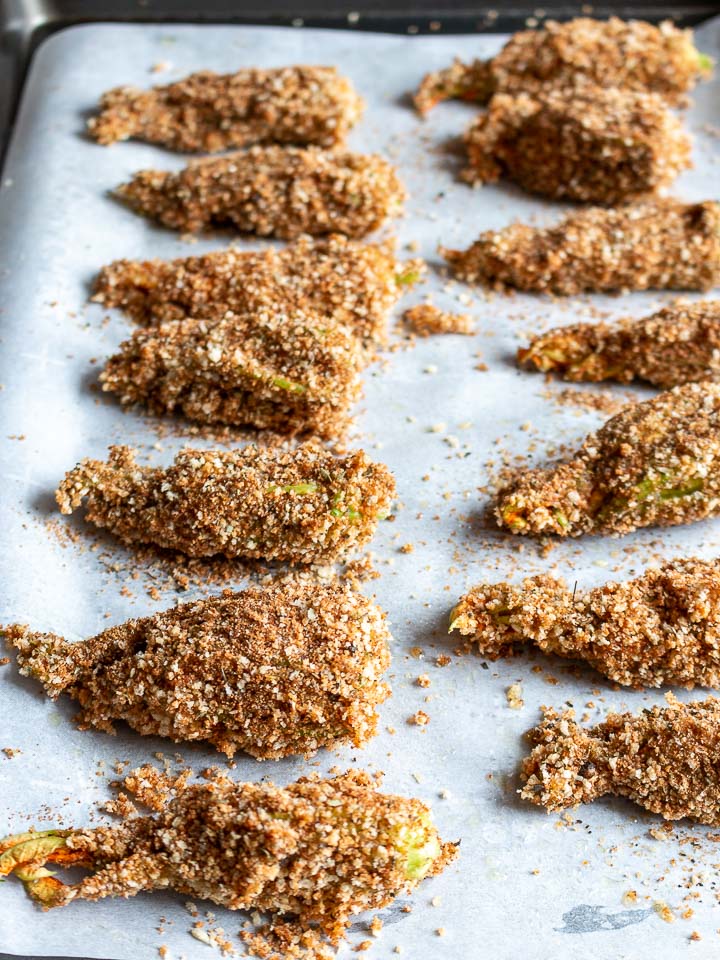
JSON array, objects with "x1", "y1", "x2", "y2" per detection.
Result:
[{"x1": 1, "y1": 1, "x2": 719, "y2": 958}]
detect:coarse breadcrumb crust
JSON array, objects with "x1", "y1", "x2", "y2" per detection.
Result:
[
  {"x1": 116, "y1": 146, "x2": 405, "y2": 239},
  {"x1": 56, "y1": 444, "x2": 396, "y2": 564},
  {"x1": 450, "y1": 559, "x2": 720, "y2": 688},
  {"x1": 442, "y1": 199, "x2": 720, "y2": 295},
  {"x1": 414, "y1": 58, "x2": 493, "y2": 114},
  {"x1": 462, "y1": 84, "x2": 691, "y2": 204},
  {"x1": 4, "y1": 580, "x2": 392, "y2": 759},
  {"x1": 99, "y1": 309, "x2": 364, "y2": 438},
  {"x1": 520, "y1": 695, "x2": 720, "y2": 823},
  {"x1": 488, "y1": 16, "x2": 710, "y2": 105},
  {"x1": 495, "y1": 381, "x2": 720, "y2": 537},
  {"x1": 7, "y1": 770, "x2": 456, "y2": 952},
  {"x1": 88, "y1": 66, "x2": 364, "y2": 151},
  {"x1": 414, "y1": 17, "x2": 710, "y2": 112},
  {"x1": 518, "y1": 300, "x2": 720, "y2": 389},
  {"x1": 122, "y1": 765, "x2": 188, "y2": 812},
  {"x1": 402, "y1": 304, "x2": 475, "y2": 337},
  {"x1": 92, "y1": 235, "x2": 420, "y2": 347}
]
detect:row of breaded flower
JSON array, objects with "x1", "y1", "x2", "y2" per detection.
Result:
[{"x1": 0, "y1": 57, "x2": 455, "y2": 947}]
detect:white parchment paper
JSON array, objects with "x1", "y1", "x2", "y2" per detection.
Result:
[{"x1": 1, "y1": 18, "x2": 720, "y2": 960}]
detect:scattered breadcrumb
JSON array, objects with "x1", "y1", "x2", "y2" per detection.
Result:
[
  {"x1": 409, "y1": 710, "x2": 430, "y2": 726},
  {"x1": 102, "y1": 792, "x2": 138, "y2": 819},
  {"x1": 402, "y1": 304, "x2": 475, "y2": 337},
  {"x1": 543, "y1": 388, "x2": 628, "y2": 416},
  {"x1": 123, "y1": 765, "x2": 192, "y2": 812},
  {"x1": 654, "y1": 902, "x2": 676, "y2": 923},
  {"x1": 505, "y1": 684, "x2": 524, "y2": 709}
]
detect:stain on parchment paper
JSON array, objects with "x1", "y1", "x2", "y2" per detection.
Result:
[{"x1": 556, "y1": 904, "x2": 654, "y2": 933}]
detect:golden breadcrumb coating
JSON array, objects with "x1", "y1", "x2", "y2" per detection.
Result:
[
  {"x1": 520, "y1": 695, "x2": 720, "y2": 823},
  {"x1": 0, "y1": 770, "x2": 456, "y2": 952},
  {"x1": 462, "y1": 85, "x2": 691, "y2": 204},
  {"x1": 56, "y1": 444, "x2": 395, "y2": 563},
  {"x1": 519, "y1": 300, "x2": 720, "y2": 389},
  {"x1": 116, "y1": 146, "x2": 405, "y2": 238},
  {"x1": 414, "y1": 17, "x2": 711, "y2": 112},
  {"x1": 88, "y1": 65, "x2": 363, "y2": 151},
  {"x1": 3, "y1": 580, "x2": 391, "y2": 759},
  {"x1": 121, "y1": 765, "x2": 188, "y2": 812},
  {"x1": 92, "y1": 234, "x2": 422, "y2": 347},
  {"x1": 496, "y1": 382, "x2": 720, "y2": 537},
  {"x1": 450, "y1": 559, "x2": 720, "y2": 688},
  {"x1": 414, "y1": 58, "x2": 494, "y2": 114},
  {"x1": 442, "y1": 199, "x2": 720, "y2": 295},
  {"x1": 402, "y1": 304, "x2": 475, "y2": 336},
  {"x1": 99, "y1": 309, "x2": 363, "y2": 438}
]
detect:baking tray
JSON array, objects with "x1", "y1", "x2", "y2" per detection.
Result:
[
  {"x1": 0, "y1": 9, "x2": 719, "y2": 960},
  {"x1": 2, "y1": 1, "x2": 720, "y2": 161}
]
